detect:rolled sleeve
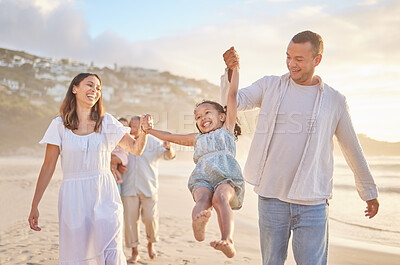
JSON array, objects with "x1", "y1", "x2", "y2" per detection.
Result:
[
  {"x1": 335, "y1": 99, "x2": 378, "y2": 201},
  {"x1": 220, "y1": 68, "x2": 264, "y2": 111}
]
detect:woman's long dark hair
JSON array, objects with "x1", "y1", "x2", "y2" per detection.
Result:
[
  {"x1": 60, "y1": 73, "x2": 104, "y2": 132},
  {"x1": 194, "y1": 100, "x2": 242, "y2": 139}
]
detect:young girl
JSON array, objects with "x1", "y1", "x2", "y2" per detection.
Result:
[
  {"x1": 145, "y1": 67, "x2": 244, "y2": 258},
  {"x1": 28, "y1": 73, "x2": 152, "y2": 265}
]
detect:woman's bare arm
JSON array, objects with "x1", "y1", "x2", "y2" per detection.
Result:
[
  {"x1": 28, "y1": 144, "x2": 59, "y2": 231},
  {"x1": 118, "y1": 132, "x2": 147, "y2": 155}
]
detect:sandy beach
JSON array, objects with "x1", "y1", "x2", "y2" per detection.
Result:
[{"x1": 0, "y1": 156, "x2": 399, "y2": 265}]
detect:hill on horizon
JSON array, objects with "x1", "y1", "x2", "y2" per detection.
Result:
[{"x1": 0, "y1": 47, "x2": 399, "y2": 157}]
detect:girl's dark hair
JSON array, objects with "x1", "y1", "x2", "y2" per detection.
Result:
[
  {"x1": 60, "y1": 73, "x2": 104, "y2": 132},
  {"x1": 194, "y1": 100, "x2": 242, "y2": 139}
]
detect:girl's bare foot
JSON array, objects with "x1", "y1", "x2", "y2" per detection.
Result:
[
  {"x1": 147, "y1": 242, "x2": 157, "y2": 260},
  {"x1": 192, "y1": 210, "x2": 212, "y2": 241},
  {"x1": 210, "y1": 239, "x2": 236, "y2": 258},
  {"x1": 127, "y1": 247, "x2": 140, "y2": 263}
]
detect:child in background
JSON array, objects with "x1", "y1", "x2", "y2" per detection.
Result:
[
  {"x1": 145, "y1": 67, "x2": 244, "y2": 258},
  {"x1": 111, "y1": 117, "x2": 130, "y2": 184}
]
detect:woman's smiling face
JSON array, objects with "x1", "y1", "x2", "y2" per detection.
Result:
[{"x1": 72, "y1": 75, "x2": 102, "y2": 108}]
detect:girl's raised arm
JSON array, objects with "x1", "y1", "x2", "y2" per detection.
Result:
[
  {"x1": 147, "y1": 128, "x2": 197, "y2": 146},
  {"x1": 224, "y1": 66, "x2": 239, "y2": 133}
]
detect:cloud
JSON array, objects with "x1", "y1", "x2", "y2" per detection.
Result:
[
  {"x1": 31, "y1": 0, "x2": 70, "y2": 14},
  {"x1": 358, "y1": 0, "x2": 379, "y2": 6},
  {"x1": 0, "y1": 0, "x2": 90, "y2": 59},
  {"x1": 0, "y1": 0, "x2": 399, "y2": 140},
  {"x1": 1, "y1": 0, "x2": 399, "y2": 86},
  {"x1": 245, "y1": 0, "x2": 296, "y2": 3}
]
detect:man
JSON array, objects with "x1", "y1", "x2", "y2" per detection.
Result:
[
  {"x1": 221, "y1": 31, "x2": 379, "y2": 265},
  {"x1": 120, "y1": 115, "x2": 175, "y2": 263}
]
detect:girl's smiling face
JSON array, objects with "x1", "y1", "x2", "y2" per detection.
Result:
[{"x1": 194, "y1": 103, "x2": 226, "y2": 134}]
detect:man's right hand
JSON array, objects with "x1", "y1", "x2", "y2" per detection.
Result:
[{"x1": 223, "y1": 47, "x2": 240, "y2": 82}]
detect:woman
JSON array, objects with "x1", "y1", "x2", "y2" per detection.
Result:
[{"x1": 28, "y1": 73, "x2": 152, "y2": 264}]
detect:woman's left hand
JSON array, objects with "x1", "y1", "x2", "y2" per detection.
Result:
[{"x1": 28, "y1": 207, "x2": 41, "y2": 231}]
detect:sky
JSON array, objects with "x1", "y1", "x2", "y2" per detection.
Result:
[{"x1": 0, "y1": 0, "x2": 399, "y2": 142}]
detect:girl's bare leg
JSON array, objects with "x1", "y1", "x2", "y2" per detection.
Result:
[
  {"x1": 210, "y1": 183, "x2": 236, "y2": 258},
  {"x1": 192, "y1": 187, "x2": 213, "y2": 241}
]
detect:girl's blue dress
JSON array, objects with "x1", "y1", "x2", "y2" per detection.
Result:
[{"x1": 188, "y1": 127, "x2": 245, "y2": 209}]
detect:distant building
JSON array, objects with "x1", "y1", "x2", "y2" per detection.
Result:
[
  {"x1": 46, "y1": 84, "x2": 67, "y2": 101},
  {"x1": 12, "y1": 55, "x2": 33, "y2": 66},
  {"x1": 181, "y1": 85, "x2": 202, "y2": 97},
  {"x1": 101, "y1": 85, "x2": 114, "y2": 101},
  {"x1": 0, "y1": 78, "x2": 19, "y2": 91}
]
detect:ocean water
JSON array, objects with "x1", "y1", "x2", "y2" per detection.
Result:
[
  {"x1": 329, "y1": 156, "x2": 400, "y2": 248},
  {"x1": 160, "y1": 156, "x2": 400, "y2": 248}
]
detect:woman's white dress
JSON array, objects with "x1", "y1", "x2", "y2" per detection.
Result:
[{"x1": 40, "y1": 113, "x2": 130, "y2": 265}]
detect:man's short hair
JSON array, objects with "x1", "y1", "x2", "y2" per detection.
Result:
[
  {"x1": 131, "y1": 116, "x2": 141, "y2": 121},
  {"x1": 291, "y1": 30, "x2": 323, "y2": 57}
]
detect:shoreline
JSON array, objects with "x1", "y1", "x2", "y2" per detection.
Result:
[
  {"x1": 0, "y1": 157, "x2": 399, "y2": 264},
  {"x1": 329, "y1": 235, "x2": 400, "y2": 256}
]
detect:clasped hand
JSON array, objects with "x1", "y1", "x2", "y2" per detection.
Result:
[
  {"x1": 140, "y1": 114, "x2": 153, "y2": 133},
  {"x1": 223, "y1": 46, "x2": 240, "y2": 70}
]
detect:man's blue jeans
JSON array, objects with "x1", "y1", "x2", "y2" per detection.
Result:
[{"x1": 258, "y1": 197, "x2": 329, "y2": 265}]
